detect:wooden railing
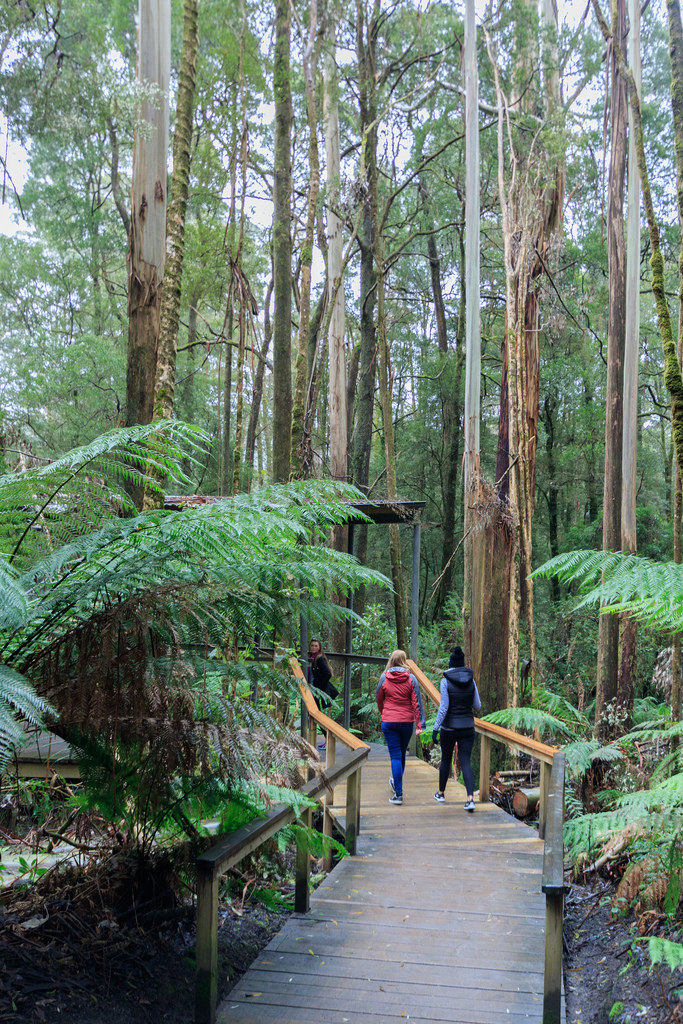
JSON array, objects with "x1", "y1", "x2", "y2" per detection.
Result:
[
  {"x1": 407, "y1": 659, "x2": 565, "y2": 1024},
  {"x1": 194, "y1": 661, "x2": 369, "y2": 1024}
]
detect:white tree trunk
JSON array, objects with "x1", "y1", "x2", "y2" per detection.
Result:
[
  {"x1": 463, "y1": 0, "x2": 481, "y2": 666},
  {"x1": 324, "y1": 18, "x2": 347, "y2": 481},
  {"x1": 622, "y1": 0, "x2": 641, "y2": 552}
]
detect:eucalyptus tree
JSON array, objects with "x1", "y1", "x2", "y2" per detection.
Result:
[
  {"x1": 126, "y1": 0, "x2": 171, "y2": 438},
  {"x1": 272, "y1": 0, "x2": 293, "y2": 483},
  {"x1": 153, "y1": 0, "x2": 199, "y2": 424}
]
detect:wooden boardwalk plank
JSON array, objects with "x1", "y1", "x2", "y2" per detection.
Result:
[{"x1": 217, "y1": 742, "x2": 557, "y2": 1023}]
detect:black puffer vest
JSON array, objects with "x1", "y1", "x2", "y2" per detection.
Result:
[{"x1": 441, "y1": 667, "x2": 475, "y2": 730}]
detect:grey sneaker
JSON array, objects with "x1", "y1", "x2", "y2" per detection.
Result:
[
  {"x1": 464, "y1": 799, "x2": 475, "y2": 812},
  {"x1": 390, "y1": 777, "x2": 396, "y2": 793},
  {"x1": 434, "y1": 792, "x2": 445, "y2": 803},
  {"x1": 389, "y1": 794, "x2": 403, "y2": 805}
]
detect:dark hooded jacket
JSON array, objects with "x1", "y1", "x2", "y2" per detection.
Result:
[{"x1": 436, "y1": 667, "x2": 479, "y2": 730}]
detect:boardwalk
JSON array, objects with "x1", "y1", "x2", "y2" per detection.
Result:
[{"x1": 218, "y1": 743, "x2": 550, "y2": 1024}]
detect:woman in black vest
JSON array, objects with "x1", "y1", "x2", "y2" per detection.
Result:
[{"x1": 432, "y1": 646, "x2": 481, "y2": 811}]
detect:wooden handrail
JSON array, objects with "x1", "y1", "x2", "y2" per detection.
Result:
[
  {"x1": 289, "y1": 656, "x2": 369, "y2": 751},
  {"x1": 407, "y1": 659, "x2": 558, "y2": 764},
  {"x1": 406, "y1": 658, "x2": 565, "y2": 1024}
]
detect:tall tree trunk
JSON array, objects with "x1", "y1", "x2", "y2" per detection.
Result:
[
  {"x1": 542, "y1": 396, "x2": 561, "y2": 605},
  {"x1": 245, "y1": 278, "x2": 274, "y2": 485},
  {"x1": 291, "y1": 0, "x2": 321, "y2": 478},
  {"x1": 596, "y1": 0, "x2": 628, "y2": 741},
  {"x1": 349, "y1": 0, "x2": 379, "y2": 616},
  {"x1": 618, "y1": 0, "x2": 641, "y2": 732},
  {"x1": 126, "y1": 0, "x2": 170, "y2": 439},
  {"x1": 485, "y1": 0, "x2": 564, "y2": 705},
  {"x1": 667, "y1": 0, "x2": 683, "y2": 729},
  {"x1": 323, "y1": 8, "x2": 347, "y2": 482},
  {"x1": 369, "y1": 132, "x2": 408, "y2": 649},
  {"x1": 272, "y1": 0, "x2": 293, "y2": 483},
  {"x1": 153, "y1": 0, "x2": 198, "y2": 422},
  {"x1": 420, "y1": 181, "x2": 463, "y2": 615}
]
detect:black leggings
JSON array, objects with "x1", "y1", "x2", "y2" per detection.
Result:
[{"x1": 439, "y1": 727, "x2": 475, "y2": 796}]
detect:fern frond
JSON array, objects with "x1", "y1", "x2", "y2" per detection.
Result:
[
  {"x1": 638, "y1": 936, "x2": 683, "y2": 972},
  {"x1": 534, "y1": 549, "x2": 683, "y2": 631},
  {"x1": 482, "y1": 706, "x2": 574, "y2": 742},
  {"x1": 0, "y1": 665, "x2": 54, "y2": 770}
]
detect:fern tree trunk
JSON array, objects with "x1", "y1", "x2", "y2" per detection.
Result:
[{"x1": 153, "y1": 0, "x2": 198, "y2": 422}]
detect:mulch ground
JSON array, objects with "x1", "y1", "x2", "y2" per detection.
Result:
[
  {"x1": 0, "y1": 853, "x2": 288, "y2": 1024},
  {"x1": 564, "y1": 880, "x2": 682, "y2": 1024}
]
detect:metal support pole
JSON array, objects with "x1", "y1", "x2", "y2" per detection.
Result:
[
  {"x1": 344, "y1": 523, "x2": 355, "y2": 730},
  {"x1": 410, "y1": 521, "x2": 421, "y2": 660}
]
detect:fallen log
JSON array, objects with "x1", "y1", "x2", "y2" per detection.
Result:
[{"x1": 512, "y1": 787, "x2": 540, "y2": 818}]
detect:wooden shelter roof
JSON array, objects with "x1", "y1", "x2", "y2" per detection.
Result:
[{"x1": 163, "y1": 495, "x2": 425, "y2": 525}]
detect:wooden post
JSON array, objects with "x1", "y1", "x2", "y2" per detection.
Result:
[
  {"x1": 542, "y1": 751, "x2": 565, "y2": 1024},
  {"x1": 539, "y1": 759, "x2": 551, "y2": 839},
  {"x1": 195, "y1": 864, "x2": 219, "y2": 1024},
  {"x1": 543, "y1": 890, "x2": 564, "y2": 1024},
  {"x1": 345, "y1": 768, "x2": 360, "y2": 854},
  {"x1": 323, "y1": 732, "x2": 336, "y2": 871},
  {"x1": 294, "y1": 806, "x2": 312, "y2": 913},
  {"x1": 478, "y1": 733, "x2": 491, "y2": 802},
  {"x1": 326, "y1": 732, "x2": 336, "y2": 802}
]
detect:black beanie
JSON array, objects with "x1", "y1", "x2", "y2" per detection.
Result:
[{"x1": 449, "y1": 646, "x2": 465, "y2": 668}]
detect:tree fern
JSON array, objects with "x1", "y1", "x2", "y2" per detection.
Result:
[
  {"x1": 0, "y1": 426, "x2": 388, "y2": 844},
  {"x1": 482, "y1": 701, "x2": 576, "y2": 743},
  {"x1": 533, "y1": 549, "x2": 683, "y2": 632}
]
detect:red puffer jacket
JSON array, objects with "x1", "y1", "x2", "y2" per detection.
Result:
[{"x1": 377, "y1": 668, "x2": 420, "y2": 723}]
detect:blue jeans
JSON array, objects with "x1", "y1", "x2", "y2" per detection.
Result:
[{"x1": 381, "y1": 721, "x2": 414, "y2": 797}]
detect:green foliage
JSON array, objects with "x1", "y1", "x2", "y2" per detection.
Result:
[
  {"x1": 638, "y1": 936, "x2": 683, "y2": 972},
  {"x1": 533, "y1": 550, "x2": 683, "y2": 632},
  {"x1": 0, "y1": 665, "x2": 53, "y2": 771},
  {"x1": 481, "y1": 686, "x2": 591, "y2": 745},
  {"x1": 0, "y1": 425, "x2": 388, "y2": 846}
]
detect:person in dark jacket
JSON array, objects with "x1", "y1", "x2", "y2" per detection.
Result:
[
  {"x1": 376, "y1": 649, "x2": 426, "y2": 805},
  {"x1": 432, "y1": 645, "x2": 481, "y2": 811},
  {"x1": 307, "y1": 638, "x2": 337, "y2": 709}
]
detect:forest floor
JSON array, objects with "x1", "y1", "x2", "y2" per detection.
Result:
[
  {"x1": 563, "y1": 879, "x2": 681, "y2": 1024},
  {"x1": 4, "y1": 865, "x2": 682, "y2": 1024},
  {"x1": 0, "y1": 850, "x2": 289, "y2": 1024}
]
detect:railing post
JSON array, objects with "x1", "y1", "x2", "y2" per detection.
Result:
[
  {"x1": 195, "y1": 864, "x2": 219, "y2": 1024},
  {"x1": 478, "y1": 733, "x2": 491, "y2": 802},
  {"x1": 543, "y1": 890, "x2": 564, "y2": 1024},
  {"x1": 539, "y1": 759, "x2": 551, "y2": 840},
  {"x1": 542, "y1": 750, "x2": 565, "y2": 1024},
  {"x1": 294, "y1": 805, "x2": 312, "y2": 913},
  {"x1": 323, "y1": 732, "x2": 336, "y2": 870},
  {"x1": 345, "y1": 768, "x2": 361, "y2": 854}
]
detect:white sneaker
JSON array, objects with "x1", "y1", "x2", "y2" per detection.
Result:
[
  {"x1": 464, "y1": 799, "x2": 475, "y2": 812},
  {"x1": 434, "y1": 792, "x2": 445, "y2": 803},
  {"x1": 389, "y1": 794, "x2": 403, "y2": 805}
]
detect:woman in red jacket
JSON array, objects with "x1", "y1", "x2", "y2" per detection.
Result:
[{"x1": 376, "y1": 650, "x2": 425, "y2": 805}]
